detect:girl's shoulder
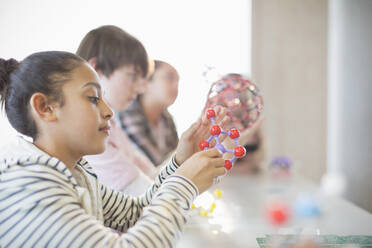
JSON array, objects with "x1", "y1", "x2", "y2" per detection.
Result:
[
  {"x1": 76, "y1": 157, "x2": 98, "y2": 180},
  {"x1": 0, "y1": 136, "x2": 78, "y2": 187}
]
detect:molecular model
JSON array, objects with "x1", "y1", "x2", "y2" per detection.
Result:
[
  {"x1": 265, "y1": 200, "x2": 291, "y2": 226},
  {"x1": 294, "y1": 195, "x2": 321, "y2": 219},
  {"x1": 204, "y1": 73, "x2": 264, "y2": 131},
  {"x1": 192, "y1": 189, "x2": 223, "y2": 217},
  {"x1": 270, "y1": 156, "x2": 292, "y2": 169},
  {"x1": 269, "y1": 156, "x2": 292, "y2": 178},
  {"x1": 265, "y1": 195, "x2": 321, "y2": 227},
  {"x1": 199, "y1": 108, "x2": 246, "y2": 170}
]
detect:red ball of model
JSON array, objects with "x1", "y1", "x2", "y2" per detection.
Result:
[
  {"x1": 234, "y1": 145, "x2": 246, "y2": 158},
  {"x1": 224, "y1": 160, "x2": 232, "y2": 170},
  {"x1": 266, "y1": 202, "x2": 290, "y2": 226},
  {"x1": 210, "y1": 125, "x2": 221, "y2": 135},
  {"x1": 229, "y1": 128, "x2": 240, "y2": 139},
  {"x1": 199, "y1": 140, "x2": 209, "y2": 150},
  {"x1": 206, "y1": 108, "x2": 216, "y2": 119}
]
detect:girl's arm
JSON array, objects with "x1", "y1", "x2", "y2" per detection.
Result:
[
  {"x1": 99, "y1": 156, "x2": 182, "y2": 231},
  {"x1": 0, "y1": 161, "x2": 197, "y2": 248},
  {"x1": 128, "y1": 141, "x2": 159, "y2": 179}
]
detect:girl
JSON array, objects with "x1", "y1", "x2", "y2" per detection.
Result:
[
  {"x1": 0, "y1": 51, "x2": 226, "y2": 247},
  {"x1": 118, "y1": 60, "x2": 180, "y2": 166}
]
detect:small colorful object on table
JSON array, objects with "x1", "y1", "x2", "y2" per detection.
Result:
[
  {"x1": 199, "y1": 108, "x2": 246, "y2": 171},
  {"x1": 294, "y1": 195, "x2": 321, "y2": 219},
  {"x1": 212, "y1": 188, "x2": 223, "y2": 199},
  {"x1": 265, "y1": 200, "x2": 291, "y2": 226},
  {"x1": 269, "y1": 156, "x2": 292, "y2": 178},
  {"x1": 270, "y1": 156, "x2": 292, "y2": 170},
  {"x1": 192, "y1": 189, "x2": 224, "y2": 217}
]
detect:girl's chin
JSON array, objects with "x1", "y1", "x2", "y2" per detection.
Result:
[{"x1": 88, "y1": 145, "x2": 106, "y2": 156}]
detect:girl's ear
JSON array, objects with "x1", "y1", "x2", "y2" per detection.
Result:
[
  {"x1": 87, "y1": 57, "x2": 103, "y2": 77},
  {"x1": 29, "y1": 93, "x2": 58, "y2": 122}
]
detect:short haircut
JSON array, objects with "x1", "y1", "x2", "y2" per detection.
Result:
[{"x1": 76, "y1": 25, "x2": 149, "y2": 77}]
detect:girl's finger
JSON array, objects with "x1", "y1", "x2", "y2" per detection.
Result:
[
  {"x1": 202, "y1": 148, "x2": 222, "y2": 158},
  {"x1": 211, "y1": 158, "x2": 225, "y2": 168},
  {"x1": 218, "y1": 133, "x2": 227, "y2": 143},
  {"x1": 214, "y1": 167, "x2": 227, "y2": 177},
  {"x1": 182, "y1": 120, "x2": 201, "y2": 140},
  {"x1": 220, "y1": 116, "x2": 230, "y2": 129},
  {"x1": 214, "y1": 105, "x2": 222, "y2": 115}
]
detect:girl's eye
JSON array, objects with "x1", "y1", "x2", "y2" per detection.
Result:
[{"x1": 88, "y1": 96, "x2": 100, "y2": 105}]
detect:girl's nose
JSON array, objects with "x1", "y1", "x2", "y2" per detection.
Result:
[{"x1": 102, "y1": 99, "x2": 114, "y2": 120}]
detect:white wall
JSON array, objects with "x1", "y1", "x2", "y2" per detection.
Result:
[
  {"x1": 0, "y1": 0, "x2": 251, "y2": 145},
  {"x1": 251, "y1": 0, "x2": 328, "y2": 183},
  {"x1": 327, "y1": 0, "x2": 372, "y2": 212}
]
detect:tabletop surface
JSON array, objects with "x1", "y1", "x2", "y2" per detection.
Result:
[{"x1": 176, "y1": 173, "x2": 372, "y2": 248}]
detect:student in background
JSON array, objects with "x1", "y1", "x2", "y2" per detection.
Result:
[
  {"x1": 77, "y1": 25, "x2": 155, "y2": 194},
  {"x1": 118, "y1": 60, "x2": 179, "y2": 166},
  {"x1": 77, "y1": 26, "x2": 230, "y2": 195}
]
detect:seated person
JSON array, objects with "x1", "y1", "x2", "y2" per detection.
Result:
[
  {"x1": 118, "y1": 60, "x2": 179, "y2": 166},
  {"x1": 77, "y1": 25, "x2": 156, "y2": 195},
  {"x1": 77, "y1": 26, "x2": 230, "y2": 196}
]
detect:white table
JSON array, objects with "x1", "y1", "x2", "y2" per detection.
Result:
[{"x1": 177, "y1": 173, "x2": 372, "y2": 247}]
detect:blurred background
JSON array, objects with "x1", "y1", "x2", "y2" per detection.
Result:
[{"x1": 0, "y1": 0, "x2": 371, "y2": 213}]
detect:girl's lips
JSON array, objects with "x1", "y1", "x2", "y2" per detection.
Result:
[{"x1": 99, "y1": 125, "x2": 111, "y2": 135}]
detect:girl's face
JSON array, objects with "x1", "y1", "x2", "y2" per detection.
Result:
[
  {"x1": 55, "y1": 63, "x2": 113, "y2": 156},
  {"x1": 147, "y1": 64, "x2": 179, "y2": 107},
  {"x1": 98, "y1": 65, "x2": 146, "y2": 111}
]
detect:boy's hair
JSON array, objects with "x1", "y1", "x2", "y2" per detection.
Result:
[
  {"x1": 0, "y1": 51, "x2": 85, "y2": 139},
  {"x1": 76, "y1": 25, "x2": 149, "y2": 78}
]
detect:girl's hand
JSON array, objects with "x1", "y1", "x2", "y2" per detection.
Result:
[
  {"x1": 174, "y1": 106, "x2": 230, "y2": 165},
  {"x1": 175, "y1": 148, "x2": 226, "y2": 193}
]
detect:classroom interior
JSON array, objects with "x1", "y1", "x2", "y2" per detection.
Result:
[{"x1": 0, "y1": 0, "x2": 371, "y2": 247}]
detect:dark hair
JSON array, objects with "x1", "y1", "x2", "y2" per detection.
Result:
[
  {"x1": 76, "y1": 25, "x2": 149, "y2": 78},
  {"x1": 0, "y1": 51, "x2": 85, "y2": 139}
]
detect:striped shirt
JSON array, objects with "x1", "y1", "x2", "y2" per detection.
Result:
[{"x1": 0, "y1": 137, "x2": 198, "y2": 247}]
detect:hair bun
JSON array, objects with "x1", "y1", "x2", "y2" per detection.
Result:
[{"x1": 0, "y1": 58, "x2": 19, "y2": 98}]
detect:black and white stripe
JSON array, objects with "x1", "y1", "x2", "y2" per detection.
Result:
[{"x1": 0, "y1": 145, "x2": 198, "y2": 247}]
